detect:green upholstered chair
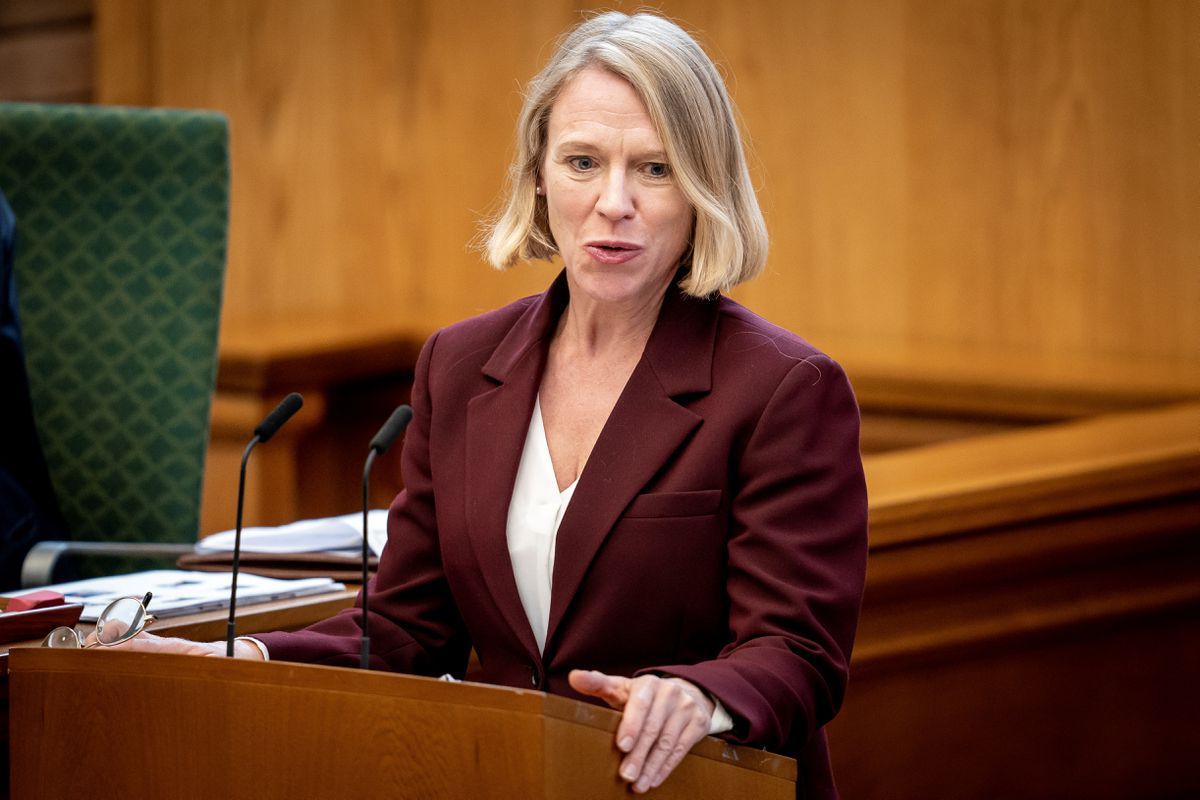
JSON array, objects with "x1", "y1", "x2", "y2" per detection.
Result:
[{"x1": 0, "y1": 102, "x2": 228, "y2": 586}]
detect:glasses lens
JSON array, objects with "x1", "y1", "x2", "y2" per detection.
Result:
[
  {"x1": 42, "y1": 626, "x2": 81, "y2": 648},
  {"x1": 95, "y1": 597, "x2": 147, "y2": 645}
]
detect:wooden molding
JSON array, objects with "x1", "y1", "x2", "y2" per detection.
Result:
[{"x1": 865, "y1": 402, "x2": 1200, "y2": 545}]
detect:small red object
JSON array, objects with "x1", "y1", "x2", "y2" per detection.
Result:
[{"x1": 6, "y1": 590, "x2": 65, "y2": 612}]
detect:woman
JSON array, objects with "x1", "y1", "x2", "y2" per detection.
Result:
[{"x1": 126, "y1": 12, "x2": 867, "y2": 797}]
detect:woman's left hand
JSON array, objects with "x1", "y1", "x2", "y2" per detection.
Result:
[{"x1": 568, "y1": 669, "x2": 713, "y2": 793}]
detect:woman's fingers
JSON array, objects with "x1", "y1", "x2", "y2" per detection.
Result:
[
  {"x1": 570, "y1": 669, "x2": 717, "y2": 791},
  {"x1": 650, "y1": 705, "x2": 710, "y2": 789},
  {"x1": 615, "y1": 675, "x2": 658, "y2": 755},
  {"x1": 622, "y1": 681, "x2": 682, "y2": 791},
  {"x1": 98, "y1": 631, "x2": 227, "y2": 658},
  {"x1": 568, "y1": 668, "x2": 631, "y2": 709},
  {"x1": 616, "y1": 676, "x2": 714, "y2": 793}
]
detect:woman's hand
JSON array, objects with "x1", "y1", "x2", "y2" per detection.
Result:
[
  {"x1": 568, "y1": 669, "x2": 713, "y2": 793},
  {"x1": 85, "y1": 631, "x2": 265, "y2": 660}
]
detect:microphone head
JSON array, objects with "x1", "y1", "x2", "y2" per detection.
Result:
[
  {"x1": 369, "y1": 405, "x2": 413, "y2": 454},
  {"x1": 254, "y1": 392, "x2": 304, "y2": 443}
]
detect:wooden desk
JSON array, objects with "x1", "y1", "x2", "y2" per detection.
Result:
[
  {"x1": 0, "y1": 588, "x2": 357, "y2": 800},
  {"x1": 832, "y1": 401, "x2": 1200, "y2": 799},
  {"x1": 1, "y1": 587, "x2": 357, "y2": 675},
  {"x1": 11, "y1": 649, "x2": 796, "y2": 799}
]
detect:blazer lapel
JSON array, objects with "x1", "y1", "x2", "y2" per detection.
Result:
[
  {"x1": 544, "y1": 287, "x2": 718, "y2": 649},
  {"x1": 464, "y1": 277, "x2": 568, "y2": 659}
]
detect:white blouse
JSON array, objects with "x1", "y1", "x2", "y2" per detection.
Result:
[{"x1": 505, "y1": 395, "x2": 578, "y2": 654}]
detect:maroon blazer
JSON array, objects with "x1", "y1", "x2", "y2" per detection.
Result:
[{"x1": 257, "y1": 272, "x2": 868, "y2": 799}]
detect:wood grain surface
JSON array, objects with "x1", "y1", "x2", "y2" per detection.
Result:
[
  {"x1": 93, "y1": 0, "x2": 1200, "y2": 368},
  {"x1": 9, "y1": 648, "x2": 794, "y2": 799}
]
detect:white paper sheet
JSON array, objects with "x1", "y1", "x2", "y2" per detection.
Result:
[
  {"x1": 5, "y1": 569, "x2": 344, "y2": 622},
  {"x1": 196, "y1": 510, "x2": 389, "y2": 557}
]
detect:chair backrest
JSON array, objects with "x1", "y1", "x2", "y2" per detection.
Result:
[{"x1": 0, "y1": 102, "x2": 228, "y2": 546}]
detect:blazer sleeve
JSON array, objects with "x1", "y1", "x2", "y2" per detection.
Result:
[
  {"x1": 642, "y1": 354, "x2": 868, "y2": 750},
  {"x1": 253, "y1": 330, "x2": 472, "y2": 675}
]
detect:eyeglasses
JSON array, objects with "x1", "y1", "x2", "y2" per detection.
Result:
[{"x1": 42, "y1": 592, "x2": 156, "y2": 648}]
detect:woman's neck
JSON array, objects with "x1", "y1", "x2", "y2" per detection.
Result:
[{"x1": 554, "y1": 286, "x2": 667, "y2": 361}]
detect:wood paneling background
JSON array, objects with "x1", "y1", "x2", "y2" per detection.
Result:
[
  {"x1": 0, "y1": 0, "x2": 93, "y2": 103},
  {"x1": 92, "y1": 0, "x2": 1200, "y2": 370},
  {"x1": 6, "y1": 6, "x2": 1199, "y2": 796}
]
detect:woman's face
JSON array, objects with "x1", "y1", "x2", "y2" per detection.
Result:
[{"x1": 540, "y1": 67, "x2": 694, "y2": 312}]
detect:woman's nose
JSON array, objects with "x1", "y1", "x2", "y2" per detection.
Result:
[{"x1": 595, "y1": 169, "x2": 635, "y2": 220}]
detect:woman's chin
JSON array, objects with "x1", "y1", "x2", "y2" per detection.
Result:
[{"x1": 567, "y1": 266, "x2": 673, "y2": 310}]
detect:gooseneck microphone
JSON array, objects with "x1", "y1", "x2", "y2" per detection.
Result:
[
  {"x1": 225, "y1": 392, "x2": 304, "y2": 656},
  {"x1": 360, "y1": 404, "x2": 413, "y2": 669}
]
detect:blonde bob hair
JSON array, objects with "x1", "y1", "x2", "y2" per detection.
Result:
[{"x1": 483, "y1": 12, "x2": 768, "y2": 297}]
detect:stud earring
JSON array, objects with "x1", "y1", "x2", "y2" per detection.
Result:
[{"x1": 535, "y1": 185, "x2": 544, "y2": 195}]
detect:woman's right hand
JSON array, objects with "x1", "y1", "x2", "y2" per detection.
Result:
[{"x1": 89, "y1": 631, "x2": 265, "y2": 660}]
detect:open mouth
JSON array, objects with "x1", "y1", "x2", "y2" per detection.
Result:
[
  {"x1": 588, "y1": 241, "x2": 639, "y2": 251},
  {"x1": 585, "y1": 242, "x2": 641, "y2": 263}
]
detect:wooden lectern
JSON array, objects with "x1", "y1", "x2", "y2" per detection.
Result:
[{"x1": 8, "y1": 649, "x2": 794, "y2": 799}]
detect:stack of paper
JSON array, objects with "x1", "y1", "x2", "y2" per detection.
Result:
[
  {"x1": 7, "y1": 569, "x2": 343, "y2": 622},
  {"x1": 176, "y1": 511, "x2": 389, "y2": 580},
  {"x1": 196, "y1": 511, "x2": 388, "y2": 556}
]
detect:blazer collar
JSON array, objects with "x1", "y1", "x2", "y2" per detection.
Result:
[
  {"x1": 467, "y1": 270, "x2": 721, "y2": 659},
  {"x1": 635, "y1": 276, "x2": 718, "y2": 398},
  {"x1": 480, "y1": 271, "x2": 570, "y2": 383}
]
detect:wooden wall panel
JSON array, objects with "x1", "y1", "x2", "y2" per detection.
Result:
[
  {"x1": 93, "y1": 0, "x2": 1199, "y2": 366},
  {"x1": 96, "y1": 0, "x2": 570, "y2": 330},
  {"x1": 0, "y1": 0, "x2": 93, "y2": 103},
  {"x1": 727, "y1": 0, "x2": 1200, "y2": 364}
]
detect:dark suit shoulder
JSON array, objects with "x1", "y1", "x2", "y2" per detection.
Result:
[
  {"x1": 423, "y1": 292, "x2": 542, "y2": 378},
  {"x1": 713, "y1": 295, "x2": 837, "y2": 386},
  {"x1": 435, "y1": 293, "x2": 539, "y2": 352}
]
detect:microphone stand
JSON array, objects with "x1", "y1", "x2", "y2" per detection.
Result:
[
  {"x1": 359, "y1": 405, "x2": 413, "y2": 669},
  {"x1": 360, "y1": 447, "x2": 378, "y2": 670},
  {"x1": 225, "y1": 392, "x2": 304, "y2": 656},
  {"x1": 226, "y1": 435, "x2": 261, "y2": 657}
]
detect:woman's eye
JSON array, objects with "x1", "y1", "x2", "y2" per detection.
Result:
[
  {"x1": 645, "y1": 162, "x2": 671, "y2": 178},
  {"x1": 568, "y1": 156, "x2": 595, "y2": 171}
]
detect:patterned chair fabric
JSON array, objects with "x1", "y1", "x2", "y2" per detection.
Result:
[{"x1": 0, "y1": 102, "x2": 228, "y2": 548}]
